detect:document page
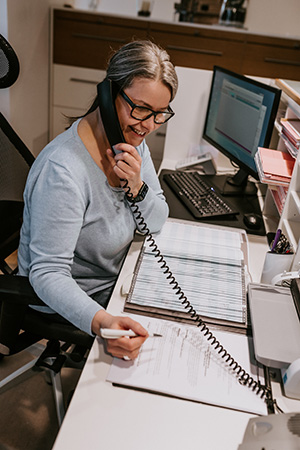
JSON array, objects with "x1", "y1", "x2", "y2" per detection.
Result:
[{"x1": 106, "y1": 316, "x2": 267, "y2": 415}]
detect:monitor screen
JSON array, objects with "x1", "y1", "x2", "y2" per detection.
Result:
[{"x1": 202, "y1": 66, "x2": 281, "y2": 195}]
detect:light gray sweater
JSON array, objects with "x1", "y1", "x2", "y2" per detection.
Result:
[{"x1": 18, "y1": 120, "x2": 169, "y2": 335}]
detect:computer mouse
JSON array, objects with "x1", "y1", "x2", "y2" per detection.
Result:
[{"x1": 243, "y1": 213, "x2": 262, "y2": 230}]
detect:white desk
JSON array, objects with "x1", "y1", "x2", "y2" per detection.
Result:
[
  {"x1": 52, "y1": 231, "x2": 283, "y2": 450},
  {"x1": 53, "y1": 67, "x2": 300, "y2": 449}
]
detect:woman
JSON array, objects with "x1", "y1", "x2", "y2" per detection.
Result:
[{"x1": 18, "y1": 40, "x2": 178, "y2": 360}]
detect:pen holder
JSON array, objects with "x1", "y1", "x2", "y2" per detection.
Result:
[{"x1": 260, "y1": 251, "x2": 294, "y2": 285}]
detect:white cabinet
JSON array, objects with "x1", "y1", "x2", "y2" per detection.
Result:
[{"x1": 50, "y1": 64, "x2": 105, "y2": 139}]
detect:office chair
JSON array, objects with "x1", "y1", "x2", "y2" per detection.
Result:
[
  {"x1": 0, "y1": 112, "x2": 34, "y2": 274},
  {"x1": 0, "y1": 34, "x2": 94, "y2": 425}
]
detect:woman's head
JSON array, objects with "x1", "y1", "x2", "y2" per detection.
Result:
[
  {"x1": 68, "y1": 41, "x2": 177, "y2": 128},
  {"x1": 115, "y1": 76, "x2": 173, "y2": 146},
  {"x1": 106, "y1": 40, "x2": 178, "y2": 101}
]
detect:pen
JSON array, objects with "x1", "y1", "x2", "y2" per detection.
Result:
[
  {"x1": 100, "y1": 329, "x2": 163, "y2": 339},
  {"x1": 271, "y1": 228, "x2": 282, "y2": 252}
]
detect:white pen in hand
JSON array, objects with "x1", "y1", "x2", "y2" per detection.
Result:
[{"x1": 100, "y1": 328, "x2": 162, "y2": 339}]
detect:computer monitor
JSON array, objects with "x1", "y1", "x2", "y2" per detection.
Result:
[{"x1": 202, "y1": 66, "x2": 281, "y2": 196}]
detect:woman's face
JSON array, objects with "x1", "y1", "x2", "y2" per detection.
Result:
[{"x1": 115, "y1": 77, "x2": 172, "y2": 147}]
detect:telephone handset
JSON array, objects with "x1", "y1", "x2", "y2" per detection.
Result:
[
  {"x1": 97, "y1": 78, "x2": 125, "y2": 154},
  {"x1": 96, "y1": 77, "x2": 273, "y2": 409},
  {"x1": 97, "y1": 77, "x2": 138, "y2": 204}
]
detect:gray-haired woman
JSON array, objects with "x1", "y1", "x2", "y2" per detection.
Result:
[{"x1": 18, "y1": 40, "x2": 178, "y2": 360}]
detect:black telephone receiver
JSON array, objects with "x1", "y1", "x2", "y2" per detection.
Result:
[{"x1": 97, "y1": 78, "x2": 126, "y2": 154}]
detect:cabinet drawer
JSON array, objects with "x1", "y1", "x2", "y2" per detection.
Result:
[
  {"x1": 242, "y1": 42, "x2": 300, "y2": 80},
  {"x1": 149, "y1": 30, "x2": 245, "y2": 72},
  {"x1": 53, "y1": 10, "x2": 148, "y2": 70},
  {"x1": 53, "y1": 64, "x2": 104, "y2": 109}
]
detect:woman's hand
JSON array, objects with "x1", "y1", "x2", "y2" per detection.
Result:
[
  {"x1": 107, "y1": 144, "x2": 143, "y2": 198},
  {"x1": 92, "y1": 310, "x2": 148, "y2": 360}
]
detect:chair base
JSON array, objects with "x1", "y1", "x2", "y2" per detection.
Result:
[{"x1": 0, "y1": 340, "x2": 87, "y2": 426}]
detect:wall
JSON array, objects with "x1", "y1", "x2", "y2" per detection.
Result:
[
  {"x1": 0, "y1": 0, "x2": 299, "y2": 158},
  {"x1": 70, "y1": 0, "x2": 175, "y2": 21},
  {"x1": 0, "y1": 0, "x2": 52, "y2": 156},
  {"x1": 69, "y1": 0, "x2": 300, "y2": 38},
  {"x1": 244, "y1": 0, "x2": 300, "y2": 38},
  {"x1": 0, "y1": 0, "x2": 9, "y2": 115}
]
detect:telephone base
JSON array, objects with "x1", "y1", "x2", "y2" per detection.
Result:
[
  {"x1": 282, "y1": 358, "x2": 300, "y2": 400},
  {"x1": 238, "y1": 412, "x2": 300, "y2": 450},
  {"x1": 175, "y1": 153, "x2": 216, "y2": 175}
]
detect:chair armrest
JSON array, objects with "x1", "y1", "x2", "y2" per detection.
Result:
[
  {"x1": 0, "y1": 275, "x2": 94, "y2": 355},
  {"x1": 0, "y1": 275, "x2": 45, "y2": 306}
]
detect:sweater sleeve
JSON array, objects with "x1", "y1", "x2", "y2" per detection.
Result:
[{"x1": 22, "y1": 161, "x2": 102, "y2": 335}]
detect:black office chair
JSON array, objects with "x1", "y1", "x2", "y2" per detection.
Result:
[
  {"x1": 0, "y1": 112, "x2": 34, "y2": 274},
  {"x1": 0, "y1": 34, "x2": 94, "y2": 425}
]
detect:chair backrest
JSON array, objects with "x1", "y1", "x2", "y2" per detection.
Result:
[
  {"x1": 0, "y1": 111, "x2": 35, "y2": 269},
  {"x1": 0, "y1": 33, "x2": 20, "y2": 89},
  {"x1": 0, "y1": 34, "x2": 35, "y2": 270},
  {"x1": 0, "y1": 113, "x2": 35, "y2": 202},
  {"x1": 0, "y1": 113, "x2": 35, "y2": 271}
]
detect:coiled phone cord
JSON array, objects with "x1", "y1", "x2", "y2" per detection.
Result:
[{"x1": 124, "y1": 180, "x2": 274, "y2": 409}]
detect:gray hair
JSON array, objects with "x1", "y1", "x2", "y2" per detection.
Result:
[
  {"x1": 68, "y1": 40, "x2": 178, "y2": 125},
  {"x1": 106, "y1": 40, "x2": 178, "y2": 101}
]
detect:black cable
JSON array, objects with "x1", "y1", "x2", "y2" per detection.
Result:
[{"x1": 124, "y1": 179, "x2": 274, "y2": 409}]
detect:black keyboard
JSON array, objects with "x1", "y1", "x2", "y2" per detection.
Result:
[{"x1": 163, "y1": 171, "x2": 238, "y2": 219}]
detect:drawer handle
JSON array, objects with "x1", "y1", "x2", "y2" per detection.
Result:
[
  {"x1": 70, "y1": 78, "x2": 99, "y2": 85},
  {"x1": 264, "y1": 57, "x2": 300, "y2": 66},
  {"x1": 167, "y1": 44, "x2": 223, "y2": 56},
  {"x1": 73, "y1": 33, "x2": 126, "y2": 44}
]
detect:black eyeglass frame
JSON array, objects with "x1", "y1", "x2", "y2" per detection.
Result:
[{"x1": 119, "y1": 89, "x2": 175, "y2": 124}]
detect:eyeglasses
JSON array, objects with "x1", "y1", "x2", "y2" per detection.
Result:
[{"x1": 119, "y1": 89, "x2": 175, "y2": 124}]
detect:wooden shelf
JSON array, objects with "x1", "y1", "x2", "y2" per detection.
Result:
[{"x1": 276, "y1": 79, "x2": 300, "y2": 107}]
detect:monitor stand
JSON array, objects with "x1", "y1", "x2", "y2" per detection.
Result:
[{"x1": 220, "y1": 169, "x2": 258, "y2": 197}]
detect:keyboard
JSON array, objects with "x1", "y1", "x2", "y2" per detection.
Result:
[{"x1": 163, "y1": 171, "x2": 238, "y2": 219}]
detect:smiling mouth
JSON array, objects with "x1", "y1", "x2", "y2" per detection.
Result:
[{"x1": 130, "y1": 126, "x2": 146, "y2": 137}]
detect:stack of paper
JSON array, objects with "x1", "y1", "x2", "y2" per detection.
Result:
[
  {"x1": 255, "y1": 147, "x2": 295, "y2": 187},
  {"x1": 125, "y1": 219, "x2": 248, "y2": 331},
  {"x1": 280, "y1": 118, "x2": 300, "y2": 158},
  {"x1": 268, "y1": 185, "x2": 289, "y2": 215},
  {"x1": 107, "y1": 315, "x2": 267, "y2": 415}
]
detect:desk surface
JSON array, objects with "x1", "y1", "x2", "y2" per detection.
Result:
[
  {"x1": 159, "y1": 169, "x2": 267, "y2": 236},
  {"x1": 52, "y1": 65, "x2": 300, "y2": 449},
  {"x1": 52, "y1": 230, "x2": 300, "y2": 450}
]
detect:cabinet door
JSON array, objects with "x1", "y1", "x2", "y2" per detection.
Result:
[
  {"x1": 149, "y1": 23, "x2": 245, "y2": 73},
  {"x1": 53, "y1": 64, "x2": 104, "y2": 109},
  {"x1": 242, "y1": 36, "x2": 300, "y2": 80},
  {"x1": 50, "y1": 64, "x2": 105, "y2": 140},
  {"x1": 53, "y1": 10, "x2": 148, "y2": 70}
]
